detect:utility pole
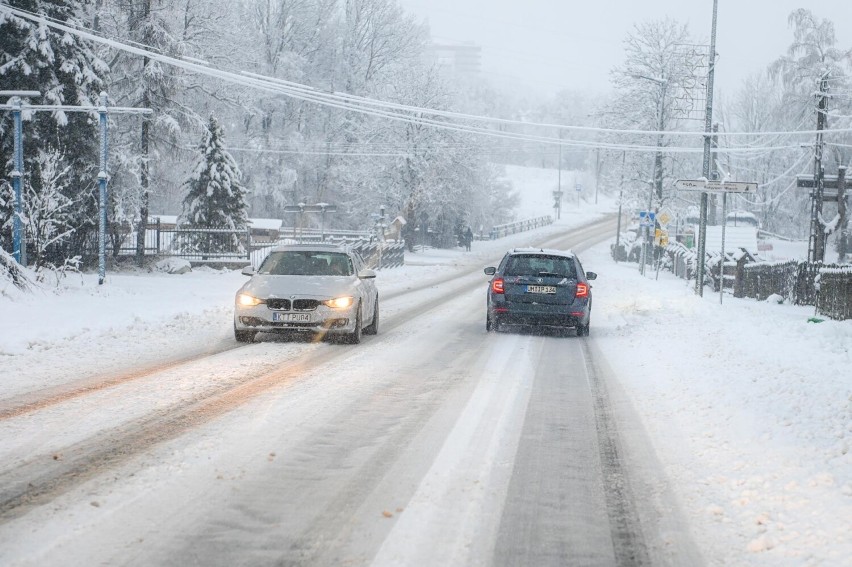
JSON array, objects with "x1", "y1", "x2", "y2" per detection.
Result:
[
  {"x1": 556, "y1": 137, "x2": 563, "y2": 220},
  {"x1": 837, "y1": 165, "x2": 848, "y2": 263},
  {"x1": 808, "y1": 74, "x2": 829, "y2": 263},
  {"x1": 594, "y1": 147, "x2": 601, "y2": 205},
  {"x1": 695, "y1": 0, "x2": 719, "y2": 297},
  {"x1": 615, "y1": 151, "x2": 626, "y2": 262}
]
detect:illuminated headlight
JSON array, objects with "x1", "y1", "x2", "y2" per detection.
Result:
[
  {"x1": 324, "y1": 296, "x2": 354, "y2": 309},
  {"x1": 237, "y1": 293, "x2": 264, "y2": 307}
]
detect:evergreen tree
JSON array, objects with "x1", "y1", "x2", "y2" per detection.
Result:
[
  {"x1": 178, "y1": 117, "x2": 248, "y2": 254},
  {"x1": 0, "y1": 0, "x2": 108, "y2": 260}
]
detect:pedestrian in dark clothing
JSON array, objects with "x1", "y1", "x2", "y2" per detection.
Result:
[{"x1": 464, "y1": 227, "x2": 473, "y2": 251}]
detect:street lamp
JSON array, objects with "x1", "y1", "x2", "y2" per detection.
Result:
[{"x1": 631, "y1": 74, "x2": 668, "y2": 275}]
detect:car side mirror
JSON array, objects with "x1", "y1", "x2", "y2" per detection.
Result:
[
  {"x1": 241, "y1": 266, "x2": 255, "y2": 276},
  {"x1": 358, "y1": 269, "x2": 377, "y2": 279},
  {"x1": 586, "y1": 271, "x2": 597, "y2": 280},
  {"x1": 484, "y1": 267, "x2": 496, "y2": 276}
]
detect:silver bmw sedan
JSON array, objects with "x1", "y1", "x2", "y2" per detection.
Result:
[{"x1": 234, "y1": 243, "x2": 379, "y2": 344}]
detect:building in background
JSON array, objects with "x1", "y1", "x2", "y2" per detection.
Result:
[{"x1": 427, "y1": 41, "x2": 482, "y2": 78}]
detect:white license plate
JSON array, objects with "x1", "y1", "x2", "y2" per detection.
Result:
[
  {"x1": 526, "y1": 285, "x2": 556, "y2": 294},
  {"x1": 272, "y1": 312, "x2": 312, "y2": 323}
]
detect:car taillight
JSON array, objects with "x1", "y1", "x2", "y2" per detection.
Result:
[
  {"x1": 491, "y1": 277, "x2": 505, "y2": 294},
  {"x1": 576, "y1": 283, "x2": 589, "y2": 298}
]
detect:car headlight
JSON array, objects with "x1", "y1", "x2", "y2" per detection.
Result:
[
  {"x1": 237, "y1": 293, "x2": 264, "y2": 307},
  {"x1": 324, "y1": 296, "x2": 354, "y2": 309}
]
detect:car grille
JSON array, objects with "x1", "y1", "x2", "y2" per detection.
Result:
[
  {"x1": 293, "y1": 299, "x2": 320, "y2": 311},
  {"x1": 267, "y1": 298, "x2": 292, "y2": 311}
]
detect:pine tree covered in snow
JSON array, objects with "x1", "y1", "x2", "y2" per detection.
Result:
[
  {"x1": 178, "y1": 117, "x2": 248, "y2": 254},
  {"x1": 0, "y1": 0, "x2": 108, "y2": 259}
]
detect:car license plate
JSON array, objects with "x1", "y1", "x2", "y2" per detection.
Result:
[
  {"x1": 272, "y1": 312, "x2": 311, "y2": 323},
  {"x1": 526, "y1": 285, "x2": 556, "y2": 294}
]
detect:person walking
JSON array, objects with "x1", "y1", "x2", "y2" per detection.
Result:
[{"x1": 464, "y1": 227, "x2": 473, "y2": 252}]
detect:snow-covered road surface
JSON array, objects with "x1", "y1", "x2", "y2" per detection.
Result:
[
  {"x1": 1, "y1": 212, "x2": 849, "y2": 566},
  {"x1": 0, "y1": 218, "x2": 698, "y2": 566}
]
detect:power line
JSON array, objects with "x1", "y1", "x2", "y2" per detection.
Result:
[{"x1": 4, "y1": 4, "x2": 851, "y2": 149}]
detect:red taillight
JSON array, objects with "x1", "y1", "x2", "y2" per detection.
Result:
[
  {"x1": 491, "y1": 277, "x2": 505, "y2": 294},
  {"x1": 576, "y1": 283, "x2": 589, "y2": 298}
]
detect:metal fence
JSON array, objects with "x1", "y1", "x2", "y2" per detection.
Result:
[
  {"x1": 488, "y1": 216, "x2": 553, "y2": 239},
  {"x1": 82, "y1": 222, "x2": 406, "y2": 270}
]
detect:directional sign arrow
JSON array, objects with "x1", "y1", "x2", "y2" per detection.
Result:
[{"x1": 674, "y1": 179, "x2": 758, "y2": 193}]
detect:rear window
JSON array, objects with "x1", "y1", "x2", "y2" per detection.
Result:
[
  {"x1": 258, "y1": 251, "x2": 353, "y2": 276},
  {"x1": 504, "y1": 254, "x2": 576, "y2": 279}
]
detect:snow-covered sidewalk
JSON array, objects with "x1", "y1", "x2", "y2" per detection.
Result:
[{"x1": 587, "y1": 245, "x2": 852, "y2": 566}]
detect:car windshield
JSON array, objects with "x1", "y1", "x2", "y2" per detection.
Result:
[
  {"x1": 257, "y1": 251, "x2": 353, "y2": 276},
  {"x1": 504, "y1": 255, "x2": 576, "y2": 279}
]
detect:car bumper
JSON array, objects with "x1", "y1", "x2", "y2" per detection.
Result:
[
  {"x1": 234, "y1": 304, "x2": 358, "y2": 334},
  {"x1": 489, "y1": 300, "x2": 589, "y2": 327}
]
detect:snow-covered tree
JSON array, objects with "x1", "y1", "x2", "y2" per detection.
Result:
[
  {"x1": 0, "y1": 0, "x2": 108, "y2": 259},
  {"x1": 178, "y1": 117, "x2": 248, "y2": 253},
  {"x1": 605, "y1": 18, "x2": 705, "y2": 217}
]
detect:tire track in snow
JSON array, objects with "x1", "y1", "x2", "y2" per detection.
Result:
[{"x1": 0, "y1": 218, "x2": 617, "y2": 521}]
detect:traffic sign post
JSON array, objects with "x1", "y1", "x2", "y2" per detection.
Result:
[
  {"x1": 676, "y1": 179, "x2": 759, "y2": 295},
  {"x1": 638, "y1": 211, "x2": 656, "y2": 275}
]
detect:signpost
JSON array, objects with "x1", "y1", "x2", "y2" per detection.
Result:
[
  {"x1": 676, "y1": 179, "x2": 759, "y2": 299},
  {"x1": 638, "y1": 211, "x2": 656, "y2": 275}
]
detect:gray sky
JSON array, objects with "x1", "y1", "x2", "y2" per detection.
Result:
[{"x1": 398, "y1": 0, "x2": 852, "y2": 97}]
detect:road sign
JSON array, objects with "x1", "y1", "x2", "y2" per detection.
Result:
[
  {"x1": 674, "y1": 179, "x2": 758, "y2": 193},
  {"x1": 657, "y1": 209, "x2": 672, "y2": 226},
  {"x1": 639, "y1": 211, "x2": 655, "y2": 227},
  {"x1": 575, "y1": 183, "x2": 583, "y2": 192}
]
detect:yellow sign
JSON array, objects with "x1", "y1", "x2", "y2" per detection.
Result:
[
  {"x1": 657, "y1": 211, "x2": 672, "y2": 226},
  {"x1": 654, "y1": 229, "x2": 669, "y2": 247}
]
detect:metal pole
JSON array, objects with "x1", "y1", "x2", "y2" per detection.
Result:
[
  {"x1": 615, "y1": 151, "x2": 626, "y2": 263},
  {"x1": 720, "y1": 192, "x2": 727, "y2": 304},
  {"x1": 557, "y1": 135, "x2": 562, "y2": 220},
  {"x1": 98, "y1": 92, "x2": 109, "y2": 285},
  {"x1": 594, "y1": 147, "x2": 600, "y2": 205},
  {"x1": 696, "y1": 0, "x2": 719, "y2": 297},
  {"x1": 11, "y1": 96, "x2": 23, "y2": 264}
]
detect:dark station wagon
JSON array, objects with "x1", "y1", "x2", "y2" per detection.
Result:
[{"x1": 484, "y1": 248, "x2": 597, "y2": 336}]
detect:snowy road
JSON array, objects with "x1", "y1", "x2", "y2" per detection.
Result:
[{"x1": 0, "y1": 219, "x2": 700, "y2": 566}]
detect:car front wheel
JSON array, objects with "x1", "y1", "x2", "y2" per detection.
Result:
[
  {"x1": 346, "y1": 303, "x2": 363, "y2": 344},
  {"x1": 234, "y1": 326, "x2": 256, "y2": 343},
  {"x1": 363, "y1": 298, "x2": 379, "y2": 335}
]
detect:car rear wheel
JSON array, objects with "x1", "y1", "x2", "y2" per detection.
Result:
[
  {"x1": 234, "y1": 327, "x2": 256, "y2": 343},
  {"x1": 576, "y1": 322, "x2": 590, "y2": 337},
  {"x1": 486, "y1": 314, "x2": 493, "y2": 332},
  {"x1": 363, "y1": 298, "x2": 379, "y2": 335}
]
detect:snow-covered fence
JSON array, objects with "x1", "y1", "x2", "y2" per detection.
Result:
[
  {"x1": 662, "y1": 242, "x2": 695, "y2": 279},
  {"x1": 741, "y1": 260, "x2": 798, "y2": 301},
  {"x1": 738, "y1": 260, "x2": 852, "y2": 320},
  {"x1": 488, "y1": 216, "x2": 553, "y2": 239},
  {"x1": 817, "y1": 266, "x2": 852, "y2": 320}
]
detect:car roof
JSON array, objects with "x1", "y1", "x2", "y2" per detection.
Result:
[
  {"x1": 508, "y1": 247, "x2": 575, "y2": 258},
  {"x1": 270, "y1": 243, "x2": 351, "y2": 253}
]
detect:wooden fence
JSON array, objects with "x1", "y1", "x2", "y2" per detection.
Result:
[{"x1": 650, "y1": 245, "x2": 852, "y2": 320}]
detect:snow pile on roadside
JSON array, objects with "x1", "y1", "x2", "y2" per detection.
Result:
[{"x1": 587, "y1": 245, "x2": 852, "y2": 566}]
